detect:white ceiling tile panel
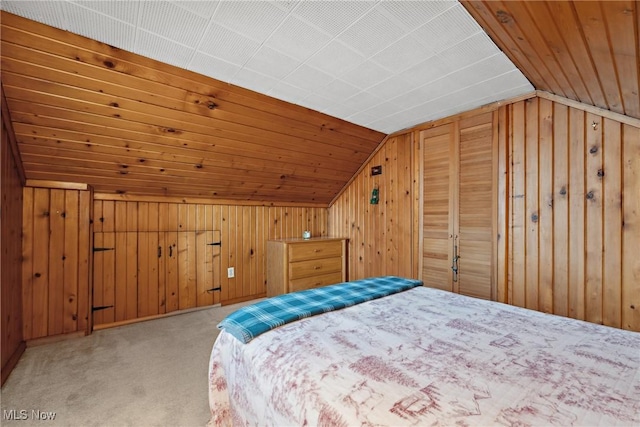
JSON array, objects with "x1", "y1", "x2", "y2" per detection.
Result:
[
  {"x1": 189, "y1": 52, "x2": 242, "y2": 83},
  {"x1": 448, "y1": 53, "x2": 518, "y2": 87},
  {"x1": 323, "y1": 103, "x2": 362, "y2": 121},
  {"x1": 135, "y1": 29, "x2": 193, "y2": 69},
  {"x1": 346, "y1": 110, "x2": 379, "y2": 126},
  {"x1": 176, "y1": 1, "x2": 220, "y2": 19},
  {"x1": 198, "y1": 22, "x2": 262, "y2": 66},
  {"x1": 340, "y1": 61, "x2": 393, "y2": 90},
  {"x1": 378, "y1": 1, "x2": 457, "y2": 31},
  {"x1": 371, "y1": 34, "x2": 436, "y2": 72},
  {"x1": 71, "y1": 0, "x2": 140, "y2": 25},
  {"x1": 61, "y1": 2, "x2": 137, "y2": 51},
  {"x1": 337, "y1": 7, "x2": 407, "y2": 57},
  {"x1": 271, "y1": 1, "x2": 300, "y2": 13},
  {"x1": 265, "y1": 15, "x2": 332, "y2": 62},
  {"x1": 268, "y1": 81, "x2": 311, "y2": 105},
  {"x1": 138, "y1": 1, "x2": 208, "y2": 48},
  {"x1": 283, "y1": 64, "x2": 334, "y2": 92},
  {"x1": 212, "y1": 1, "x2": 288, "y2": 42},
  {"x1": 341, "y1": 91, "x2": 385, "y2": 111},
  {"x1": 399, "y1": 57, "x2": 449, "y2": 85},
  {"x1": 1, "y1": 1, "x2": 67, "y2": 29},
  {"x1": 357, "y1": 101, "x2": 402, "y2": 120},
  {"x1": 439, "y1": 32, "x2": 499, "y2": 71},
  {"x1": 292, "y1": 1, "x2": 375, "y2": 37},
  {"x1": 231, "y1": 67, "x2": 280, "y2": 94},
  {"x1": 244, "y1": 46, "x2": 301, "y2": 80},
  {"x1": 412, "y1": 4, "x2": 483, "y2": 54},
  {"x1": 305, "y1": 40, "x2": 366, "y2": 76},
  {"x1": 320, "y1": 79, "x2": 361, "y2": 101},
  {"x1": 367, "y1": 75, "x2": 417, "y2": 100},
  {"x1": 300, "y1": 92, "x2": 335, "y2": 113},
  {"x1": 2, "y1": 0, "x2": 535, "y2": 134}
]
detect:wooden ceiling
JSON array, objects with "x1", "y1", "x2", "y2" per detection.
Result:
[
  {"x1": 0, "y1": 12, "x2": 385, "y2": 206},
  {"x1": 462, "y1": 0, "x2": 640, "y2": 120},
  {"x1": 2, "y1": 2, "x2": 639, "y2": 206}
]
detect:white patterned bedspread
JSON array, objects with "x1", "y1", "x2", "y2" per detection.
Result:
[{"x1": 208, "y1": 286, "x2": 640, "y2": 426}]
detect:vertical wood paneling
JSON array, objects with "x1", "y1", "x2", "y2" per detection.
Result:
[
  {"x1": 329, "y1": 134, "x2": 415, "y2": 281},
  {"x1": 525, "y1": 99, "x2": 540, "y2": 310},
  {"x1": 63, "y1": 191, "x2": 79, "y2": 333},
  {"x1": 552, "y1": 104, "x2": 569, "y2": 316},
  {"x1": 568, "y1": 108, "x2": 586, "y2": 320},
  {"x1": 497, "y1": 106, "x2": 509, "y2": 303},
  {"x1": 22, "y1": 186, "x2": 92, "y2": 340},
  {"x1": 92, "y1": 198, "x2": 326, "y2": 310},
  {"x1": 622, "y1": 125, "x2": 640, "y2": 331},
  {"x1": 2, "y1": 115, "x2": 25, "y2": 385},
  {"x1": 538, "y1": 99, "x2": 554, "y2": 313},
  {"x1": 48, "y1": 190, "x2": 65, "y2": 335},
  {"x1": 511, "y1": 102, "x2": 526, "y2": 307},
  {"x1": 585, "y1": 113, "x2": 604, "y2": 325},
  {"x1": 603, "y1": 118, "x2": 622, "y2": 328},
  {"x1": 31, "y1": 188, "x2": 50, "y2": 338},
  {"x1": 504, "y1": 96, "x2": 639, "y2": 331}
]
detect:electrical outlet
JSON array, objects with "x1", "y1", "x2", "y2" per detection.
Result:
[{"x1": 227, "y1": 267, "x2": 235, "y2": 278}]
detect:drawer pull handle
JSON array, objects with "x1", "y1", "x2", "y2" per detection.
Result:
[
  {"x1": 314, "y1": 266, "x2": 321, "y2": 269},
  {"x1": 314, "y1": 249, "x2": 321, "y2": 252}
]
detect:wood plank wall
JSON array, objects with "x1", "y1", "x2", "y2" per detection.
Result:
[
  {"x1": 502, "y1": 97, "x2": 640, "y2": 331},
  {"x1": 329, "y1": 134, "x2": 416, "y2": 280},
  {"x1": 92, "y1": 197, "x2": 328, "y2": 305},
  {"x1": 1, "y1": 112, "x2": 25, "y2": 385},
  {"x1": 22, "y1": 187, "x2": 92, "y2": 341}
]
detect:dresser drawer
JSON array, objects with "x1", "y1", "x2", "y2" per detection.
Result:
[
  {"x1": 289, "y1": 240, "x2": 342, "y2": 262},
  {"x1": 290, "y1": 271, "x2": 344, "y2": 293},
  {"x1": 289, "y1": 256, "x2": 343, "y2": 280}
]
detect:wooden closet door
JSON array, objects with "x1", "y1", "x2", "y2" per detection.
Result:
[
  {"x1": 420, "y1": 114, "x2": 496, "y2": 300},
  {"x1": 458, "y1": 114, "x2": 495, "y2": 300},
  {"x1": 421, "y1": 124, "x2": 456, "y2": 292}
]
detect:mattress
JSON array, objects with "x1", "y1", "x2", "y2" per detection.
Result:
[{"x1": 208, "y1": 283, "x2": 640, "y2": 426}]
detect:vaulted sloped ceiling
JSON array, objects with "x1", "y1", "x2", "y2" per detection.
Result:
[
  {"x1": 1, "y1": 1, "x2": 637, "y2": 206},
  {"x1": 462, "y1": 0, "x2": 640, "y2": 120},
  {"x1": 1, "y1": 11, "x2": 386, "y2": 205}
]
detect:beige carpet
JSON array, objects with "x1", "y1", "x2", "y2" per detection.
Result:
[{"x1": 1, "y1": 301, "x2": 252, "y2": 427}]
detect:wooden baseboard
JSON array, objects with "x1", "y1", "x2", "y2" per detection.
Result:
[
  {"x1": 1, "y1": 341, "x2": 26, "y2": 387},
  {"x1": 222, "y1": 293, "x2": 266, "y2": 306},
  {"x1": 26, "y1": 331, "x2": 87, "y2": 347},
  {"x1": 92, "y1": 305, "x2": 220, "y2": 331}
]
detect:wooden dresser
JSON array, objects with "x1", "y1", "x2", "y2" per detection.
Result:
[{"x1": 266, "y1": 237, "x2": 347, "y2": 297}]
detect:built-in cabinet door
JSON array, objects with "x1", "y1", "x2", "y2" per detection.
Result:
[
  {"x1": 421, "y1": 113, "x2": 495, "y2": 300},
  {"x1": 93, "y1": 230, "x2": 220, "y2": 328},
  {"x1": 421, "y1": 123, "x2": 456, "y2": 292}
]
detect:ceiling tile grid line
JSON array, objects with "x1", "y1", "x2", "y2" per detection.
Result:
[{"x1": 0, "y1": 0, "x2": 534, "y2": 134}]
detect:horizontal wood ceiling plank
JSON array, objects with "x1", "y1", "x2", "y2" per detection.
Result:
[
  {"x1": 18, "y1": 144, "x2": 346, "y2": 189},
  {"x1": 22, "y1": 164, "x2": 338, "y2": 200},
  {"x1": 9, "y1": 111, "x2": 359, "y2": 174},
  {"x1": 572, "y1": 1, "x2": 626, "y2": 115},
  {"x1": 2, "y1": 79, "x2": 368, "y2": 162},
  {"x1": 6, "y1": 99, "x2": 364, "y2": 171},
  {"x1": 14, "y1": 125, "x2": 350, "y2": 182},
  {"x1": 1, "y1": 14, "x2": 383, "y2": 143},
  {"x1": 0, "y1": 44, "x2": 376, "y2": 152}
]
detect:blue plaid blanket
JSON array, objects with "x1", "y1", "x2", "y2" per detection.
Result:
[{"x1": 218, "y1": 276, "x2": 423, "y2": 343}]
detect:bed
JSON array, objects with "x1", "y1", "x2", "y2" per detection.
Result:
[{"x1": 208, "y1": 276, "x2": 640, "y2": 426}]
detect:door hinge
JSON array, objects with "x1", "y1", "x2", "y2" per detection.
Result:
[
  {"x1": 207, "y1": 242, "x2": 222, "y2": 246},
  {"x1": 92, "y1": 305, "x2": 114, "y2": 312},
  {"x1": 206, "y1": 287, "x2": 221, "y2": 293},
  {"x1": 93, "y1": 247, "x2": 115, "y2": 252}
]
